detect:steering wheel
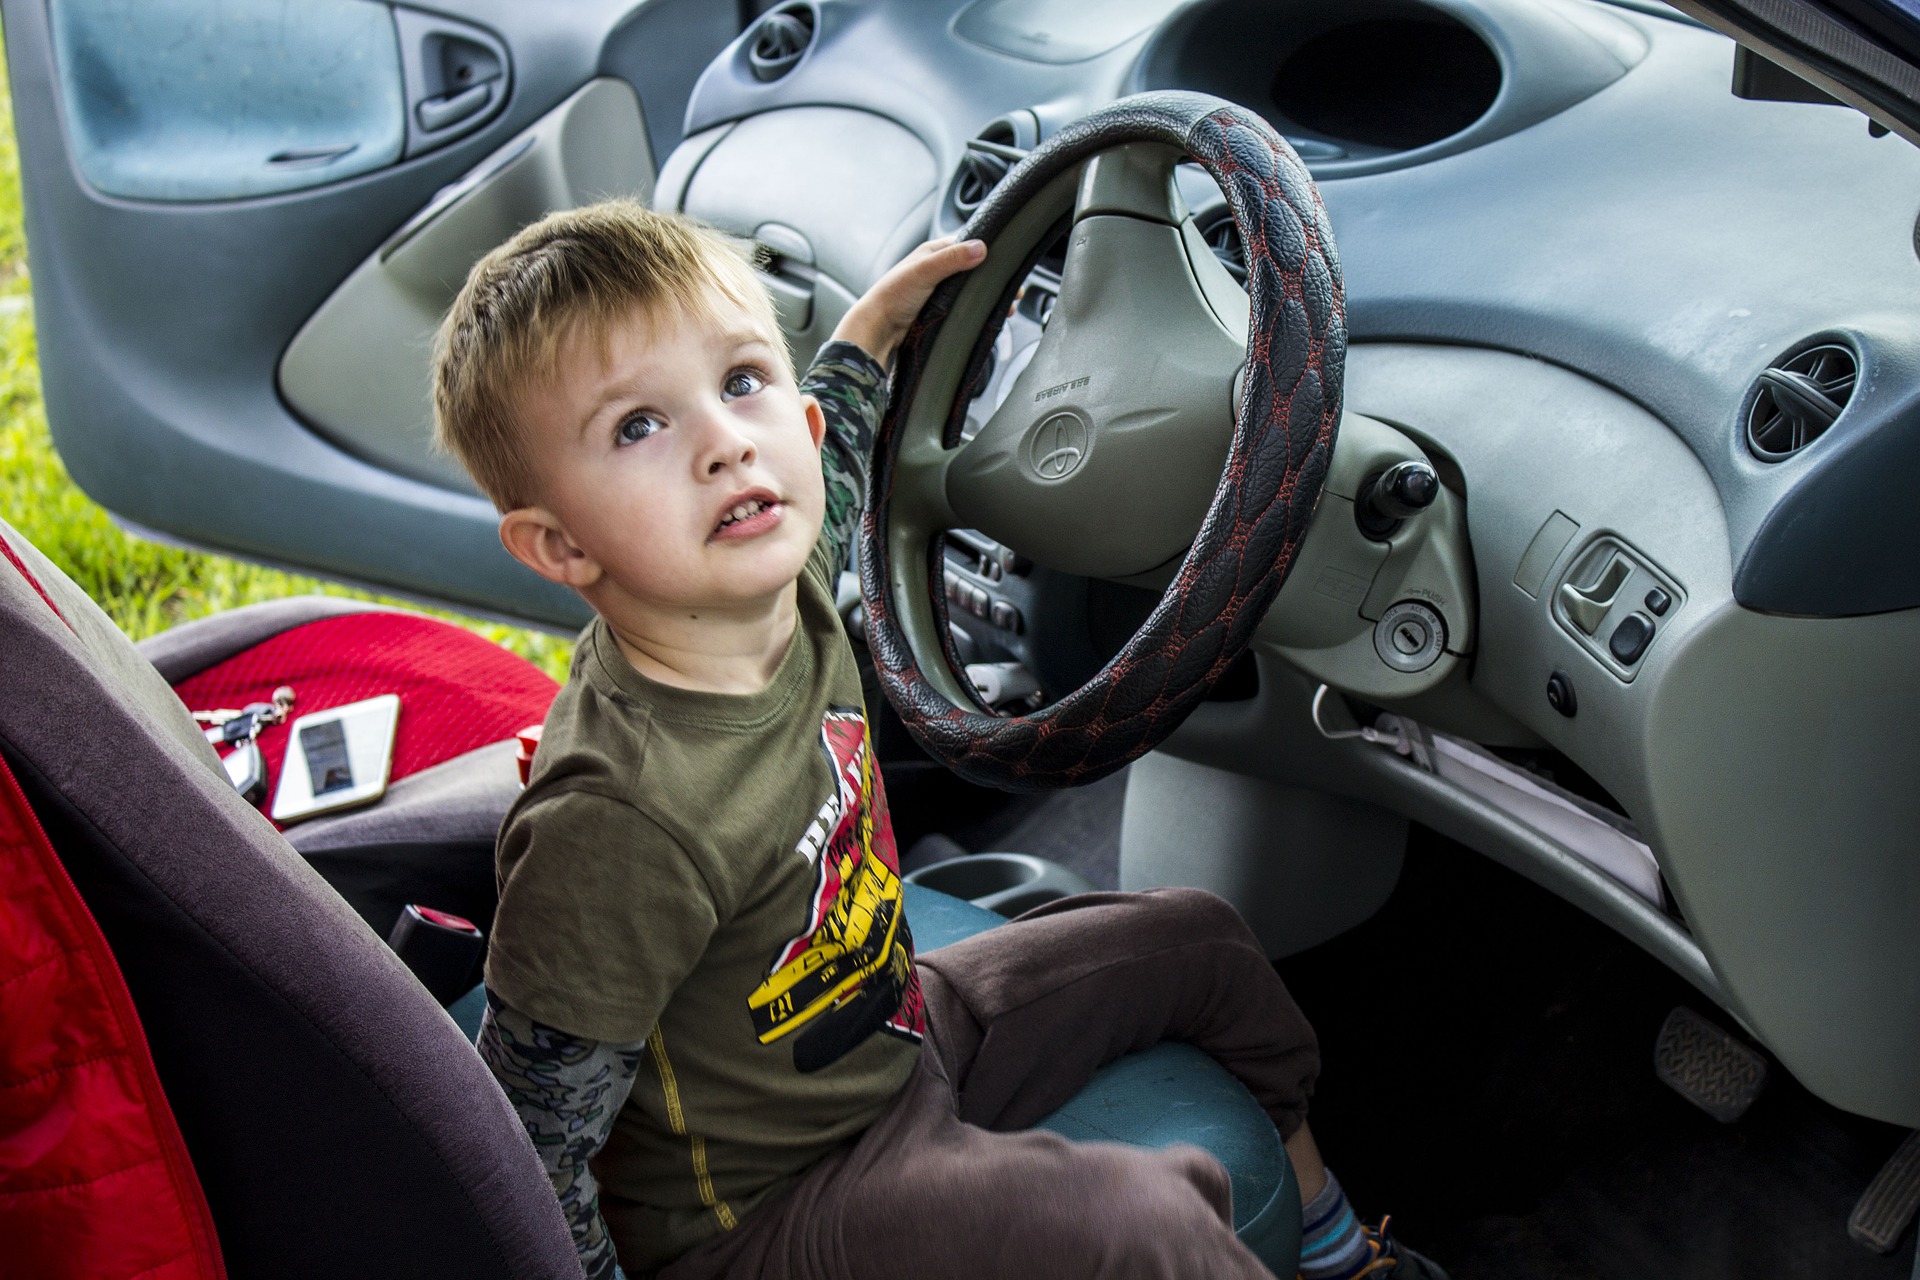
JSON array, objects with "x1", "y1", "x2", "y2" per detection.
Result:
[{"x1": 860, "y1": 92, "x2": 1345, "y2": 792}]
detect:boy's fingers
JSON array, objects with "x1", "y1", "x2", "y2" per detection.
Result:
[{"x1": 915, "y1": 239, "x2": 986, "y2": 278}]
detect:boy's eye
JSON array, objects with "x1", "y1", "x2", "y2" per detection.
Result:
[
  {"x1": 615, "y1": 413, "x2": 662, "y2": 446},
  {"x1": 722, "y1": 369, "x2": 766, "y2": 400}
]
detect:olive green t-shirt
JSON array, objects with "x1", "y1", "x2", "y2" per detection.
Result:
[{"x1": 485, "y1": 538, "x2": 925, "y2": 1271}]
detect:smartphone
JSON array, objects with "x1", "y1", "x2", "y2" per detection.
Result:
[{"x1": 270, "y1": 694, "x2": 400, "y2": 824}]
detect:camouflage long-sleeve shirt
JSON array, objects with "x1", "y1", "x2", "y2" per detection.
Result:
[
  {"x1": 478, "y1": 339, "x2": 888, "y2": 1280},
  {"x1": 807, "y1": 340, "x2": 887, "y2": 573}
]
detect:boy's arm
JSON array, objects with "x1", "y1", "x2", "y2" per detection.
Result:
[
  {"x1": 479, "y1": 994, "x2": 648, "y2": 1280},
  {"x1": 802, "y1": 342, "x2": 888, "y2": 573},
  {"x1": 805, "y1": 235, "x2": 987, "y2": 572}
]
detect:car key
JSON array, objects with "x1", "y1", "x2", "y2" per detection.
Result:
[
  {"x1": 192, "y1": 686, "x2": 296, "y2": 801},
  {"x1": 196, "y1": 686, "x2": 296, "y2": 745},
  {"x1": 222, "y1": 739, "x2": 268, "y2": 805},
  {"x1": 208, "y1": 702, "x2": 274, "y2": 745}
]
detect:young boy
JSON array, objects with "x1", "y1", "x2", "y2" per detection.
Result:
[{"x1": 432, "y1": 200, "x2": 1441, "y2": 1280}]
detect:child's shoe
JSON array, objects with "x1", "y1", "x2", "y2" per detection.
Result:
[
  {"x1": 1351, "y1": 1216, "x2": 1449, "y2": 1279},
  {"x1": 1297, "y1": 1171, "x2": 1448, "y2": 1280}
]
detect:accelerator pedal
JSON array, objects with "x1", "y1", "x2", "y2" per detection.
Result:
[
  {"x1": 1653, "y1": 1006, "x2": 1767, "y2": 1123},
  {"x1": 1850, "y1": 1130, "x2": 1920, "y2": 1255}
]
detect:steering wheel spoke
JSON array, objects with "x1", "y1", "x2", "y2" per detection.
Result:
[{"x1": 891, "y1": 430, "x2": 959, "y2": 532}]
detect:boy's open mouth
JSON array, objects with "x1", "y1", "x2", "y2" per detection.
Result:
[{"x1": 713, "y1": 494, "x2": 781, "y2": 540}]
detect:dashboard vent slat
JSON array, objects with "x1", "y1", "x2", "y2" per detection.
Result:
[
  {"x1": 953, "y1": 149, "x2": 1013, "y2": 220},
  {"x1": 940, "y1": 114, "x2": 1037, "y2": 235},
  {"x1": 1747, "y1": 343, "x2": 1856, "y2": 462},
  {"x1": 748, "y1": 5, "x2": 815, "y2": 83}
]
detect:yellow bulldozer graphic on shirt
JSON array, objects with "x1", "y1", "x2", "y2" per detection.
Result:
[{"x1": 748, "y1": 708, "x2": 924, "y2": 1071}]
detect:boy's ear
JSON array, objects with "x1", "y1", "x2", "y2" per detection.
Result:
[
  {"x1": 801, "y1": 395, "x2": 827, "y2": 451},
  {"x1": 499, "y1": 507, "x2": 602, "y2": 590}
]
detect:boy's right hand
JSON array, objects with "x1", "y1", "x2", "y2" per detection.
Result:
[{"x1": 830, "y1": 236, "x2": 988, "y2": 369}]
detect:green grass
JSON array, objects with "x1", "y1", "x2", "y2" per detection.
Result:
[{"x1": 0, "y1": 53, "x2": 573, "y2": 682}]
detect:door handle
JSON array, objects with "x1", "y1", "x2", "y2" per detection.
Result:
[
  {"x1": 394, "y1": 8, "x2": 511, "y2": 158},
  {"x1": 416, "y1": 82, "x2": 494, "y2": 133},
  {"x1": 1557, "y1": 552, "x2": 1630, "y2": 635}
]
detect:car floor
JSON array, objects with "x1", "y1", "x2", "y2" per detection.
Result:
[
  {"x1": 904, "y1": 775, "x2": 1919, "y2": 1279},
  {"x1": 1286, "y1": 830, "x2": 1917, "y2": 1280},
  {"x1": 891, "y1": 760, "x2": 1129, "y2": 891}
]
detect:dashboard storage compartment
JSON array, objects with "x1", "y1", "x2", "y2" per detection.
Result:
[{"x1": 1135, "y1": 0, "x2": 1646, "y2": 177}]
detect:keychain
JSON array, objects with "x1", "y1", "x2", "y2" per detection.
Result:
[{"x1": 193, "y1": 686, "x2": 295, "y2": 806}]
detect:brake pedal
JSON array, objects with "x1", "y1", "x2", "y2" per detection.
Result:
[
  {"x1": 1653, "y1": 1006, "x2": 1767, "y2": 1123},
  {"x1": 1850, "y1": 1130, "x2": 1920, "y2": 1255}
]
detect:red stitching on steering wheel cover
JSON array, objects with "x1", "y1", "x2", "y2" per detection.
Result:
[{"x1": 861, "y1": 92, "x2": 1345, "y2": 792}]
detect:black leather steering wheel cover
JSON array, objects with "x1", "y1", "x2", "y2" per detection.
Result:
[{"x1": 861, "y1": 91, "x2": 1346, "y2": 792}]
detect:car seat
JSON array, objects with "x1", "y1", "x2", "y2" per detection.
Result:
[
  {"x1": 0, "y1": 516, "x2": 1300, "y2": 1276},
  {"x1": 141, "y1": 594, "x2": 558, "y2": 942},
  {"x1": 0, "y1": 527, "x2": 579, "y2": 1277}
]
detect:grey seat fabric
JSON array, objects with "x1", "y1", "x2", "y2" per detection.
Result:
[
  {"x1": 0, "y1": 521, "x2": 578, "y2": 1280},
  {"x1": 289, "y1": 738, "x2": 523, "y2": 938},
  {"x1": 290, "y1": 738, "x2": 524, "y2": 855}
]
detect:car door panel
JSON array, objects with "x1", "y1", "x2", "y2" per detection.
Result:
[
  {"x1": 664, "y1": 107, "x2": 940, "y2": 374},
  {"x1": 5, "y1": 0, "x2": 737, "y2": 627},
  {"x1": 280, "y1": 78, "x2": 653, "y2": 494}
]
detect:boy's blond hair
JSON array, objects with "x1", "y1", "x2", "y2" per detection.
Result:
[{"x1": 432, "y1": 200, "x2": 783, "y2": 510}]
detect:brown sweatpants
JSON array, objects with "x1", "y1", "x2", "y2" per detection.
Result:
[{"x1": 654, "y1": 888, "x2": 1321, "y2": 1280}]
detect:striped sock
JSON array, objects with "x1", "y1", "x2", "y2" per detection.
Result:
[{"x1": 1297, "y1": 1170, "x2": 1371, "y2": 1279}]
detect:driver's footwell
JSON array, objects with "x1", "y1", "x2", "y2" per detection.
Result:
[{"x1": 1276, "y1": 828, "x2": 1916, "y2": 1280}]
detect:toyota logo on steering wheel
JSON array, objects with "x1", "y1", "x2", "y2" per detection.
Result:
[{"x1": 1028, "y1": 411, "x2": 1088, "y2": 480}]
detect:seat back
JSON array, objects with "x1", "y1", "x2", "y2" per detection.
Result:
[{"x1": 0, "y1": 524, "x2": 577, "y2": 1280}]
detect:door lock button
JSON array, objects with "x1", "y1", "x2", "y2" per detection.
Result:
[{"x1": 1608, "y1": 612, "x2": 1656, "y2": 664}]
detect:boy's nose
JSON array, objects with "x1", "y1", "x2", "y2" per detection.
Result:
[{"x1": 698, "y1": 413, "x2": 757, "y2": 475}]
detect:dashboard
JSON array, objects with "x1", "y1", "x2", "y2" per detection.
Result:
[{"x1": 646, "y1": 0, "x2": 1920, "y2": 1128}]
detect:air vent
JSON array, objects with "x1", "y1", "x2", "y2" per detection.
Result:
[
  {"x1": 1198, "y1": 211, "x2": 1247, "y2": 284},
  {"x1": 938, "y1": 112, "x2": 1039, "y2": 236},
  {"x1": 952, "y1": 146, "x2": 1013, "y2": 220},
  {"x1": 1747, "y1": 343, "x2": 1856, "y2": 461},
  {"x1": 747, "y1": 4, "x2": 814, "y2": 82}
]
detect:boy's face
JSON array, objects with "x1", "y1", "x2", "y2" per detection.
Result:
[{"x1": 503, "y1": 293, "x2": 828, "y2": 621}]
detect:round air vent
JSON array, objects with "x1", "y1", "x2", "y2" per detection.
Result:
[
  {"x1": 1747, "y1": 343, "x2": 1857, "y2": 461},
  {"x1": 1198, "y1": 211, "x2": 1247, "y2": 284},
  {"x1": 938, "y1": 112, "x2": 1039, "y2": 236},
  {"x1": 748, "y1": 4, "x2": 815, "y2": 82},
  {"x1": 952, "y1": 146, "x2": 1012, "y2": 221}
]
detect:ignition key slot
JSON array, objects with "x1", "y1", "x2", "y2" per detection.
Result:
[{"x1": 1374, "y1": 600, "x2": 1446, "y2": 673}]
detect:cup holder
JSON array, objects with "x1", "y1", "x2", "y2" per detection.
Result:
[{"x1": 905, "y1": 852, "x2": 1094, "y2": 918}]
